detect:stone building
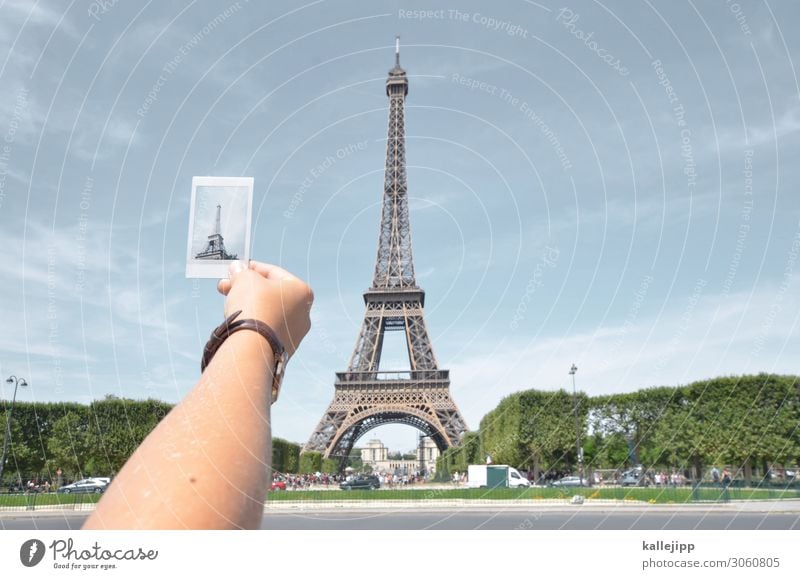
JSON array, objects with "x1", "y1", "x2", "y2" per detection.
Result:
[{"x1": 358, "y1": 437, "x2": 440, "y2": 475}]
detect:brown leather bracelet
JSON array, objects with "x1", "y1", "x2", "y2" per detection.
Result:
[{"x1": 201, "y1": 310, "x2": 288, "y2": 403}]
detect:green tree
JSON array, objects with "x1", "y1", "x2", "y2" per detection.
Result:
[
  {"x1": 86, "y1": 397, "x2": 170, "y2": 475},
  {"x1": 299, "y1": 451, "x2": 322, "y2": 474},
  {"x1": 480, "y1": 394, "x2": 524, "y2": 466},
  {"x1": 436, "y1": 431, "x2": 482, "y2": 479},
  {"x1": 3, "y1": 404, "x2": 49, "y2": 480},
  {"x1": 346, "y1": 448, "x2": 363, "y2": 471},
  {"x1": 2, "y1": 419, "x2": 36, "y2": 485},
  {"x1": 648, "y1": 375, "x2": 800, "y2": 480},
  {"x1": 272, "y1": 438, "x2": 302, "y2": 474},
  {"x1": 3, "y1": 374, "x2": 797, "y2": 489},
  {"x1": 46, "y1": 411, "x2": 93, "y2": 479},
  {"x1": 518, "y1": 389, "x2": 587, "y2": 477},
  {"x1": 649, "y1": 388, "x2": 709, "y2": 479},
  {"x1": 321, "y1": 458, "x2": 339, "y2": 473},
  {"x1": 592, "y1": 387, "x2": 675, "y2": 467}
]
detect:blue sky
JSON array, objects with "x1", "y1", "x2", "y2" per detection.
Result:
[{"x1": 1, "y1": 0, "x2": 798, "y2": 453}]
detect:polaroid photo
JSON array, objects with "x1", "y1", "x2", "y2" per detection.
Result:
[{"x1": 186, "y1": 176, "x2": 254, "y2": 279}]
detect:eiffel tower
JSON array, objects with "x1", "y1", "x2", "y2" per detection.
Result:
[
  {"x1": 195, "y1": 204, "x2": 237, "y2": 260},
  {"x1": 304, "y1": 39, "x2": 468, "y2": 468}
]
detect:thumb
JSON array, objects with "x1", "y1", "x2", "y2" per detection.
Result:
[{"x1": 227, "y1": 260, "x2": 247, "y2": 283}]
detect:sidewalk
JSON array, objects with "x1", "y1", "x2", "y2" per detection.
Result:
[
  {"x1": 265, "y1": 498, "x2": 800, "y2": 513},
  {"x1": 2, "y1": 498, "x2": 799, "y2": 517}
]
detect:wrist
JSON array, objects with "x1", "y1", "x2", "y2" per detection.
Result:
[
  {"x1": 202, "y1": 311, "x2": 289, "y2": 404},
  {"x1": 224, "y1": 307, "x2": 290, "y2": 352},
  {"x1": 221, "y1": 331, "x2": 277, "y2": 369},
  {"x1": 213, "y1": 332, "x2": 275, "y2": 395}
]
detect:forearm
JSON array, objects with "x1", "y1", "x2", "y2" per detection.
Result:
[{"x1": 83, "y1": 331, "x2": 275, "y2": 529}]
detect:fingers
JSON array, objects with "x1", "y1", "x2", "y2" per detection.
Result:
[
  {"x1": 249, "y1": 262, "x2": 313, "y2": 308},
  {"x1": 218, "y1": 261, "x2": 295, "y2": 292},
  {"x1": 229, "y1": 260, "x2": 246, "y2": 278},
  {"x1": 217, "y1": 279, "x2": 231, "y2": 295},
  {"x1": 218, "y1": 260, "x2": 247, "y2": 294},
  {"x1": 248, "y1": 260, "x2": 297, "y2": 281}
]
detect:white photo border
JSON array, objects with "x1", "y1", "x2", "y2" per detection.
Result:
[{"x1": 185, "y1": 176, "x2": 254, "y2": 279}]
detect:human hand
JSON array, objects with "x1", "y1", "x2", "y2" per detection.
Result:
[{"x1": 217, "y1": 260, "x2": 313, "y2": 357}]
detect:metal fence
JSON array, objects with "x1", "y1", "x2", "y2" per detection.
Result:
[
  {"x1": 1, "y1": 483, "x2": 798, "y2": 513},
  {"x1": 0, "y1": 492, "x2": 101, "y2": 512},
  {"x1": 264, "y1": 483, "x2": 800, "y2": 505}
]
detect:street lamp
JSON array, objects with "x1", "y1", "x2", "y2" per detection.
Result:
[
  {"x1": 0, "y1": 375, "x2": 28, "y2": 486},
  {"x1": 569, "y1": 364, "x2": 584, "y2": 485}
]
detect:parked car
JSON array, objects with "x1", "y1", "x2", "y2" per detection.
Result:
[
  {"x1": 57, "y1": 478, "x2": 109, "y2": 494},
  {"x1": 550, "y1": 476, "x2": 590, "y2": 488},
  {"x1": 270, "y1": 480, "x2": 287, "y2": 491},
  {"x1": 768, "y1": 468, "x2": 797, "y2": 482},
  {"x1": 339, "y1": 475, "x2": 380, "y2": 490},
  {"x1": 620, "y1": 469, "x2": 649, "y2": 487}
]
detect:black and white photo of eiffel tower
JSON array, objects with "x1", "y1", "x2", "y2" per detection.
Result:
[{"x1": 195, "y1": 203, "x2": 237, "y2": 261}]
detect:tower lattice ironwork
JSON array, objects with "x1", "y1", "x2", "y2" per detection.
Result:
[
  {"x1": 195, "y1": 204, "x2": 237, "y2": 260},
  {"x1": 304, "y1": 39, "x2": 468, "y2": 468}
]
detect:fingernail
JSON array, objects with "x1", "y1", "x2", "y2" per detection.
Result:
[{"x1": 229, "y1": 260, "x2": 244, "y2": 275}]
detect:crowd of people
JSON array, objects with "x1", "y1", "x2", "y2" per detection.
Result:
[
  {"x1": 274, "y1": 471, "x2": 433, "y2": 489},
  {"x1": 652, "y1": 470, "x2": 689, "y2": 486},
  {"x1": 535, "y1": 467, "x2": 734, "y2": 486},
  {"x1": 370, "y1": 472, "x2": 430, "y2": 486},
  {"x1": 518, "y1": 468, "x2": 703, "y2": 487},
  {"x1": 274, "y1": 467, "x2": 705, "y2": 489},
  {"x1": 274, "y1": 472, "x2": 345, "y2": 489},
  {"x1": 7, "y1": 479, "x2": 53, "y2": 493}
]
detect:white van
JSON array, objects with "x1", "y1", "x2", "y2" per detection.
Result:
[{"x1": 467, "y1": 465, "x2": 531, "y2": 489}]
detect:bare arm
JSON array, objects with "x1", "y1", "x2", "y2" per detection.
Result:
[{"x1": 83, "y1": 261, "x2": 312, "y2": 529}]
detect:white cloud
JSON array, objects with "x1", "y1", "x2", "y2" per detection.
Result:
[
  {"x1": 2, "y1": 0, "x2": 79, "y2": 39},
  {"x1": 748, "y1": 102, "x2": 800, "y2": 146},
  {"x1": 0, "y1": 222, "x2": 185, "y2": 362},
  {"x1": 70, "y1": 115, "x2": 140, "y2": 162}
]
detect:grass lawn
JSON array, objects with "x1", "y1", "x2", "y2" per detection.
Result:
[
  {"x1": 3, "y1": 486, "x2": 796, "y2": 509},
  {"x1": 266, "y1": 485, "x2": 800, "y2": 504},
  {"x1": 0, "y1": 493, "x2": 103, "y2": 508}
]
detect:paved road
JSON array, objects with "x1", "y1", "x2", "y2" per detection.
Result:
[
  {"x1": 3, "y1": 510, "x2": 799, "y2": 530},
  {"x1": 266, "y1": 509, "x2": 800, "y2": 530}
]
